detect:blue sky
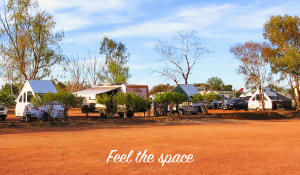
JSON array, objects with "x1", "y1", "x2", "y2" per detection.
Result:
[{"x1": 37, "y1": 0, "x2": 300, "y2": 89}]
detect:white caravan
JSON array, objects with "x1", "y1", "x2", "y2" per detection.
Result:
[
  {"x1": 248, "y1": 88, "x2": 277, "y2": 110},
  {"x1": 15, "y1": 80, "x2": 64, "y2": 121}
]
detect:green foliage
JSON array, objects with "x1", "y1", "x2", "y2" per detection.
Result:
[
  {"x1": 192, "y1": 92, "x2": 220, "y2": 114},
  {"x1": 153, "y1": 92, "x2": 187, "y2": 106},
  {"x1": 0, "y1": 0, "x2": 64, "y2": 81},
  {"x1": 31, "y1": 92, "x2": 82, "y2": 117},
  {"x1": 263, "y1": 15, "x2": 299, "y2": 52},
  {"x1": 202, "y1": 93, "x2": 221, "y2": 103},
  {"x1": 31, "y1": 92, "x2": 56, "y2": 107},
  {"x1": 114, "y1": 92, "x2": 151, "y2": 115},
  {"x1": 192, "y1": 93, "x2": 220, "y2": 103},
  {"x1": 55, "y1": 91, "x2": 83, "y2": 115},
  {"x1": 99, "y1": 37, "x2": 131, "y2": 84},
  {"x1": 207, "y1": 77, "x2": 224, "y2": 90},
  {"x1": 153, "y1": 91, "x2": 187, "y2": 116},
  {"x1": 1, "y1": 83, "x2": 22, "y2": 96},
  {"x1": 0, "y1": 88, "x2": 15, "y2": 107},
  {"x1": 263, "y1": 15, "x2": 300, "y2": 110},
  {"x1": 134, "y1": 96, "x2": 152, "y2": 113},
  {"x1": 96, "y1": 93, "x2": 117, "y2": 115},
  {"x1": 192, "y1": 94, "x2": 203, "y2": 103},
  {"x1": 263, "y1": 15, "x2": 300, "y2": 76},
  {"x1": 223, "y1": 84, "x2": 233, "y2": 91},
  {"x1": 149, "y1": 84, "x2": 174, "y2": 95}
]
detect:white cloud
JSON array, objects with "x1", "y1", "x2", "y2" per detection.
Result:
[
  {"x1": 102, "y1": 4, "x2": 235, "y2": 38},
  {"x1": 37, "y1": 0, "x2": 138, "y2": 32},
  {"x1": 38, "y1": 0, "x2": 127, "y2": 13}
]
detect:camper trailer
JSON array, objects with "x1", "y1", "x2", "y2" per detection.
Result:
[
  {"x1": 248, "y1": 88, "x2": 292, "y2": 110},
  {"x1": 15, "y1": 80, "x2": 65, "y2": 121},
  {"x1": 74, "y1": 84, "x2": 148, "y2": 115}
]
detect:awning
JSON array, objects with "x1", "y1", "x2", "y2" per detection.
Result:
[{"x1": 74, "y1": 86, "x2": 121, "y2": 96}]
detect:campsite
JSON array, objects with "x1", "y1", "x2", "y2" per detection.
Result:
[{"x1": 0, "y1": 0, "x2": 300, "y2": 174}]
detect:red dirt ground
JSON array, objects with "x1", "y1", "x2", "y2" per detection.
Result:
[{"x1": 1, "y1": 119, "x2": 300, "y2": 175}]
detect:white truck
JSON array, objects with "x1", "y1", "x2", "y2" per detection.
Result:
[
  {"x1": 15, "y1": 80, "x2": 65, "y2": 121},
  {"x1": 0, "y1": 105, "x2": 7, "y2": 121}
]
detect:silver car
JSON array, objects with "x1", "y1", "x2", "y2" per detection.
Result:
[{"x1": 0, "y1": 105, "x2": 8, "y2": 121}]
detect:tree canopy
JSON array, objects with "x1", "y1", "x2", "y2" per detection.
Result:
[
  {"x1": 0, "y1": 0, "x2": 64, "y2": 82},
  {"x1": 99, "y1": 37, "x2": 131, "y2": 84},
  {"x1": 154, "y1": 31, "x2": 208, "y2": 85},
  {"x1": 149, "y1": 84, "x2": 174, "y2": 95},
  {"x1": 263, "y1": 15, "x2": 300, "y2": 110},
  {"x1": 207, "y1": 77, "x2": 224, "y2": 90}
]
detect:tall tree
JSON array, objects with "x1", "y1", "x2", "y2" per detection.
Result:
[
  {"x1": 154, "y1": 31, "x2": 208, "y2": 85},
  {"x1": 230, "y1": 42, "x2": 270, "y2": 110},
  {"x1": 0, "y1": 0, "x2": 64, "y2": 82},
  {"x1": 86, "y1": 51, "x2": 102, "y2": 86},
  {"x1": 263, "y1": 15, "x2": 300, "y2": 110},
  {"x1": 65, "y1": 56, "x2": 88, "y2": 92},
  {"x1": 149, "y1": 84, "x2": 174, "y2": 95},
  {"x1": 99, "y1": 37, "x2": 130, "y2": 84},
  {"x1": 207, "y1": 76, "x2": 224, "y2": 90}
]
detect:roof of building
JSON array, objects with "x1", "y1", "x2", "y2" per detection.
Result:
[{"x1": 28, "y1": 80, "x2": 57, "y2": 93}]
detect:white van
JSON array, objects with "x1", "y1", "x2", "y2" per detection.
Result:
[{"x1": 15, "y1": 80, "x2": 64, "y2": 121}]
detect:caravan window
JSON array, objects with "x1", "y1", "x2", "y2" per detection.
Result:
[
  {"x1": 27, "y1": 91, "x2": 33, "y2": 103},
  {"x1": 23, "y1": 92, "x2": 26, "y2": 103},
  {"x1": 19, "y1": 95, "x2": 23, "y2": 103},
  {"x1": 255, "y1": 94, "x2": 267, "y2": 101}
]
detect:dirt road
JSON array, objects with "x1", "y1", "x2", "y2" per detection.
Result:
[{"x1": 1, "y1": 119, "x2": 300, "y2": 174}]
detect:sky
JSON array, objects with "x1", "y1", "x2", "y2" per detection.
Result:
[{"x1": 3, "y1": 0, "x2": 300, "y2": 89}]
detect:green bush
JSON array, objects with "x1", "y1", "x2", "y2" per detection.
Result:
[
  {"x1": 0, "y1": 89, "x2": 15, "y2": 107},
  {"x1": 31, "y1": 92, "x2": 82, "y2": 119},
  {"x1": 97, "y1": 94, "x2": 117, "y2": 116},
  {"x1": 153, "y1": 91, "x2": 187, "y2": 115},
  {"x1": 114, "y1": 92, "x2": 151, "y2": 118},
  {"x1": 192, "y1": 92, "x2": 220, "y2": 114}
]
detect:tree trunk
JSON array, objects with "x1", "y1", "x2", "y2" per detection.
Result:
[
  {"x1": 288, "y1": 76, "x2": 298, "y2": 110},
  {"x1": 261, "y1": 87, "x2": 265, "y2": 111},
  {"x1": 295, "y1": 76, "x2": 300, "y2": 111},
  {"x1": 258, "y1": 85, "x2": 265, "y2": 111}
]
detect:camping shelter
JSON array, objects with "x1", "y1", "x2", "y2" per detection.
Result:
[
  {"x1": 173, "y1": 84, "x2": 199, "y2": 100},
  {"x1": 15, "y1": 80, "x2": 57, "y2": 117},
  {"x1": 248, "y1": 87, "x2": 292, "y2": 110}
]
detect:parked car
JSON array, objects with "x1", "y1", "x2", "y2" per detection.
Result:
[
  {"x1": 0, "y1": 105, "x2": 8, "y2": 121},
  {"x1": 20, "y1": 102, "x2": 65, "y2": 122},
  {"x1": 221, "y1": 101, "x2": 234, "y2": 110},
  {"x1": 232, "y1": 99, "x2": 248, "y2": 110},
  {"x1": 222, "y1": 99, "x2": 248, "y2": 110},
  {"x1": 209, "y1": 100, "x2": 222, "y2": 109},
  {"x1": 179, "y1": 103, "x2": 202, "y2": 115}
]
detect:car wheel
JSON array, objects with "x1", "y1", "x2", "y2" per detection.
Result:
[
  {"x1": 42, "y1": 112, "x2": 49, "y2": 122},
  {"x1": 178, "y1": 110, "x2": 184, "y2": 115},
  {"x1": 1, "y1": 116, "x2": 5, "y2": 121},
  {"x1": 25, "y1": 115, "x2": 32, "y2": 122}
]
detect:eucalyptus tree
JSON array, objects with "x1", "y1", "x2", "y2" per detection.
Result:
[
  {"x1": 154, "y1": 31, "x2": 208, "y2": 85},
  {"x1": 0, "y1": 0, "x2": 64, "y2": 82}
]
